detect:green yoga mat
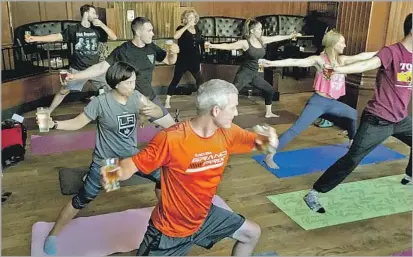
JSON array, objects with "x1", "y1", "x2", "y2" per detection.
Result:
[{"x1": 267, "y1": 175, "x2": 412, "y2": 230}]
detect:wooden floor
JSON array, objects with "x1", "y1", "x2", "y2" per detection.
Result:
[{"x1": 2, "y1": 92, "x2": 411, "y2": 256}]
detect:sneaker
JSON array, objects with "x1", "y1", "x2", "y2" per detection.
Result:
[
  {"x1": 401, "y1": 175, "x2": 412, "y2": 185},
  {"x1": 303, "y1": 191, "x2": 326, "y2": 213},
  {"x1": 43, "y1": 235, "x2": 57, "y2": 255}
]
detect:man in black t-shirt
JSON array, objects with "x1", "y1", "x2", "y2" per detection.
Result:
[
  {"x1": 65, "y1": 17, "x2": 180, "y2": 129},
  {"x1": 26, "y1": 4, "x2": 117, "y2": 114}
]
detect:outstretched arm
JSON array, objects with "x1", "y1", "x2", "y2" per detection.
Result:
[
  {"x1": 50, "y1": 112, "x2": 92, "y2": 131},
  {"x1": 334, "y1": 56, "x2": 382, "y2": 74},
  {"x1": 26, "y1": 33, "x2": 63, "y2": 43},
  {"x1": 340, "y1": 51, "x2": 378, "y2": 66},
  {"x1": 260, "y1": 55, "x2": 321, "y2": 68},
  {"x1": 68, "y1": 61, "x2": 110, "y2": 81},
  {"x1": 208, "y1": 40, "x2": 247, "y2": 51},
  {"x1": 261, "y1": 32, "x2": 301, "y2": 45}
]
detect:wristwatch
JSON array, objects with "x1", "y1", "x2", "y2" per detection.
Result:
[{"x1": 52, "y1": 121, "x2": 58, "y2": 130}]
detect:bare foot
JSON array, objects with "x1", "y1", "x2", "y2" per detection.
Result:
[
  {"x1": 264, "y1": 154, "x2": 279, "y2": 169},
  {"x1": 164, "y1": 103, "x2": 171, "y2": 109},
  {"x1": 265, "y1": 113, "x2": 280, "y2": 118}
]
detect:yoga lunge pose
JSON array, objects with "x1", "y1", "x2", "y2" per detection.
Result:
[
  {"x1": 206, "y1": 19, "x2": 299, "y2": 118},
  {"x1": 41, "y1": 62, "x2": 164, "y2": 255},
  {"x1": 303, "y1": 13, "x2": 412, "y2": 213},
  {"x1": 26, "y1": 4, "x2": 117, "y2": 114},
  {"x1": 102, "y1": 79, "x2": 279, "y2": 256},
  {"x1": 260, "y1": 30, "x2": 377, "y2": 169},
  {"x1": 65, "y1": 17, "x2": 179, "y2": 129},
  {"x1": 165, "y1": 9, "x2": 204, "y2": 108}
]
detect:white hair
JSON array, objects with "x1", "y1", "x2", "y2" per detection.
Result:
[{"x1": 196, "y1": 79, "x2": 239, "y2": 115}]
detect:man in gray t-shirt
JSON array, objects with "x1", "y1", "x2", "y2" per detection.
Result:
[{"x1": 41, "y1": 61, "x2": 164, "y2": 255}]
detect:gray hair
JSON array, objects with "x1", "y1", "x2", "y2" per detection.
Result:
[
  {"x1": 196, "y1": 79, "x2": 239, "y2": 115},
  {"x1": 181, "y1": 9, "x2": 200, "y2": 24}
]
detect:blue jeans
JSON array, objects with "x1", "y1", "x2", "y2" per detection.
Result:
[
  {"x1": 278, "y1": 93, "x2": 357, "y2": 151},
  {"x1": 71, "y1": 161, "x2": 161, "y2": 209}
]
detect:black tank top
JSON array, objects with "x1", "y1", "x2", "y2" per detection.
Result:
[{"x1": 240, "y1": 40, "x2": 266, "y2": 71}]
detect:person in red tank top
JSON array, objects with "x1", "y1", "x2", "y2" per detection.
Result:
[
  {"x1": 101, "y1": 79, "x2": 279, "y2": 256},
  {"x1": 304, "y1": 13, "x2": 412, "y2": 213}
]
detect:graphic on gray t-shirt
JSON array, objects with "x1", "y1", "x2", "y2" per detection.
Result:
[{"x1": 84, "y1": 91, "x2": 143, "y2": 163}]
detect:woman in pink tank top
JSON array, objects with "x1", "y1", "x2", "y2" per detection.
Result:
[{"x1": 258, "y1": 30, "x2": 377, "y2": 168}]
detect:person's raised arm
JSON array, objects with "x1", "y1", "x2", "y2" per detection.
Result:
[
  {"x1": 137, "y1": 92, "x2": 164, "y2": 119},
  {"x1": 92, "y1": 19, "x2": 117, "y2": 40},
  {"x1": 174, "y1": 24, "x2": 191, "y2": 40}
]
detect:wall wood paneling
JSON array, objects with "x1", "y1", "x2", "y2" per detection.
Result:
[
  {"x1": 385, "y1": 1, "x2": 412, "y2": 45},
  {"x1": 187, "y1": 2, "x2": 308, "y2": 18},
  {"x1": 9, "y1": 2, "x2": 111, "y2": 28},
  {"x1": 2, "y1": 2, "x2": 13, "y2": 45},
  {"x1": 337, "y1": 1, "x2": 372, "y2": 55}
]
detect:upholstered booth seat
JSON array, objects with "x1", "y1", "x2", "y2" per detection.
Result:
[
  {"x1": 255, "y1": 15, "x2": 279, "y2": 36},
  {"x1": 277, "y1": 15, "x2": 305, "y2": 35},
  {"x1": 13, "y1": 20, "x2": 79, "y2": 71},
  {"x1": 14, "y1": 20, "x2": 79, "y2": 47}
]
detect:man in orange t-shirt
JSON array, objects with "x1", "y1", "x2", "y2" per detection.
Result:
[{"x1": 102, "y1": 79, "x2": 279, "y2": 256}]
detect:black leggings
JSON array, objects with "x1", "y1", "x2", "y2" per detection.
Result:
[
  {"x1": 233, "y1": 69, "x2": 275, "y2": 105},
  {"x1": 167, "y1": 64, "x2": 202, "y2": 96}
]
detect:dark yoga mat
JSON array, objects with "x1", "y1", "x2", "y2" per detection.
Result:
[
  {"x1": 253, "y1": 143, "x2": 407, "y2": 178},
  {"x1": 58, "y1": 167, "x2": 153, "y2": 195},
  {"x1": 233, "y1": 111, "x2": 298, "y2": 129},
  {"x1": 30, "y1": 124, "x2": 161, "y2": 156}
]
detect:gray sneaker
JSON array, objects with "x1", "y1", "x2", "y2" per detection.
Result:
[{"x1": 304, "y1": 191, "x2": 326, "y2": 213}]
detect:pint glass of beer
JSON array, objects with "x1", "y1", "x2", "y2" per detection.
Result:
[
  {"x1": 253, "y1": 124, "x2": 276, "y2": 154},
  {"x1": 102, "y1": 158, "x2": 120, "y2": 192}
]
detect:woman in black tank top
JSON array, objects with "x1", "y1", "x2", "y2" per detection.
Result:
[
  {"x1": 165, "y1": 10, "x2": 204, "y2": 109},
  {"x1": 207, "y1": 19, "x2": 298, "y2": 118}
]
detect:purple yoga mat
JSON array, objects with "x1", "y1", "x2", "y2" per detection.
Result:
[
  {"x1": 31, "y1": 195, "x2": 231, "y2": 256},
  {"x1": 30, "y1": 125, "x2": 161, "y2": 156},
  {"x1": 393, "y1": 249, "x2": 412, "y2": 256}
]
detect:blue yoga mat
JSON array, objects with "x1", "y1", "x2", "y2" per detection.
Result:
[{"x1": 253, "y1": 143, "x2": 407, "y2": 178}]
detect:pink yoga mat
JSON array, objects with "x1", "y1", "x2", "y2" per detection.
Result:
[
  {"x1": 393, "y1": 249, "x2": 412, "y2": 256},
  {"x1": 30, "y1": 125, "x2": 161, "y2": 156},
  {"x1": 31, "y1": 195, "x2": 231, "y2": 256}
]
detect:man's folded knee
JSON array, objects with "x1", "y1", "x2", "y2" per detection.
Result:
[
  {"x1": 233, "y1": 220, "x2": 261, "y2": 243},
  {"x1": 60, "y1": 88, "x2": 70, "y2": 95},
  {"x1": 71, "y1": 193, "x2": 96, "y2": 209}
]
